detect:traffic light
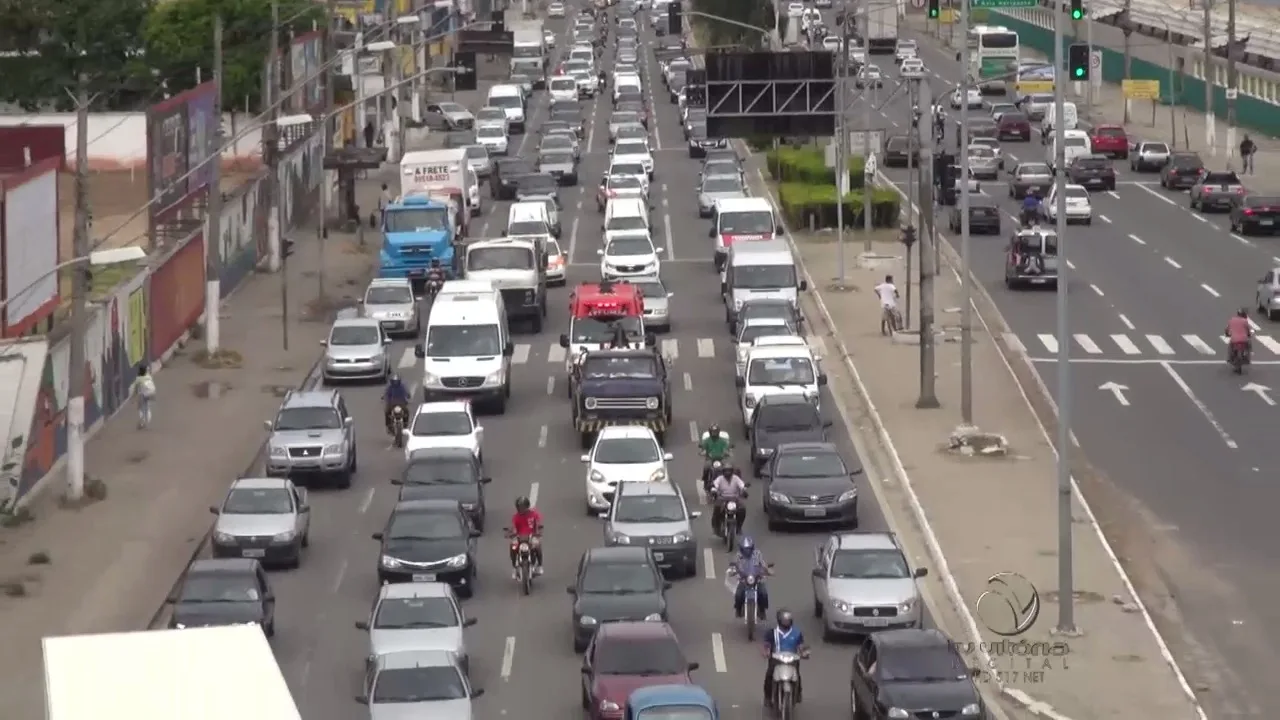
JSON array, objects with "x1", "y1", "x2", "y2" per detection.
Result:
[
  {"x1": 491, "y1": 9, "x2": 504, "y2": 33},
  {"x1": 668, "y1": 3, "x2": 682, "y2": 36},
  {"x1": 453, "y1": 51, "x2": 477, "y2": 91},
  {"x1": 1067, "y1": 43, "x2": 1089, "y2": 80},
  {"x1": 1069, "y1": 0, "x2": 1084, "y2": 20},
  {"x1": 927, "y1": 0, "x2": 940, "y2": 19}
]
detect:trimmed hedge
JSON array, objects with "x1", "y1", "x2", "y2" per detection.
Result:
[
  {"x1": 765, "y1": 146, "x2": 865, "y2": 189},
  {"x1": 777, "y1": 183, "x2": 902, "y2": 230}
]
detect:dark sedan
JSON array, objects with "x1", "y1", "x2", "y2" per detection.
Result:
[
  {"x1": 948, "y1": 194, "x2": 1002, "y2": 234},
  {"x1": 374, "y1": 499, "x2": 480, "y2": 596},
  {"x1": 881, "y1": 135, "x2": 917, "y2": 168},
  {"x1": 762, "y1": 441, "x2": 861, "y2": 530},
  {"x1": 1066, "y1": 154, "x2": 1117, "y2": 192},
  {"x1": 1230, "y1": 194, "x2": 1280, "y2": 235},
  {"x1": 391, "y1": 448, "x2": 491, "y2": 531},
  {"x1": 492, "y1": 159, "x2": 535, "y2": 200},
  {"x1": 749, "y1": 394, "x2": 830, "y2": 476},
  {"x1": 166, "y1": 558, "x2": 276, "y2": 635},
  {"x1": 568, "y1": 546, "x2": 670, "y2": 652},
  {"x1": 1160, "y1": 151, "x2": 1205, "y2": 190}
]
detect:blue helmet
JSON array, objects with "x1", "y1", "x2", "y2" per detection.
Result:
[{"x1": 738, "y1": 535, "x2": 755, "y2": 557}]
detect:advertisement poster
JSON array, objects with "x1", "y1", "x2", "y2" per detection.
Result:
[{"x1": 147, "y1": 81, "x2": 218, "y2": 226}]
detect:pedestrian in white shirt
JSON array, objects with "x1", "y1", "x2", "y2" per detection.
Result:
[{"x1": 874, "y1": 274, "x2": 901, "y2": 334}]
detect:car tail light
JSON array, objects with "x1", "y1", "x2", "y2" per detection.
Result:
[
  {"x1": 1244, "y1": 208, "x2": 1254, "y2": 215},
  {"x1": 1236, "y1": 187, "x2": 1246, "y2": 194}
]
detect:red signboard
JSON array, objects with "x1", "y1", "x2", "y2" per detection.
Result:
[
  {"x1": 149, "y1": 234, "x2": 206, "y2": 358},
  {"x1": 0, "y1": 126, "x2": 65, "y2": 173}
]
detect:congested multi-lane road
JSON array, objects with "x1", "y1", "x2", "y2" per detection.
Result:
[
  {"x1": 158, "y1": 7, "x2": 968, "y2": 719},
  {"x1": 843, "y1": 23, "x2": 1280, "y2": 713}
]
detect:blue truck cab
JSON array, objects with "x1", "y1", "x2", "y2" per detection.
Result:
[
  {"x1": 626, "y1": 685, "x2": 718, "y2": 720},
  {"x1": 380, "y1": 192, "x2": 461, "y2": 288}
]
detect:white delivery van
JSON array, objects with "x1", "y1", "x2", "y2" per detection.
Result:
[
  {"x1": 400, "y1": 148, "x2": 482, "y2": 217},
  {"x1": 1041, "y1": 101, "x2": 1078, "y2": 141},
  {"x1": 723, "y1": 238, "x2": 806, "y2": 325},
  {"x1": 416, "y1": 289, "x2": 514, "y2": 413},
  {"x1": 737, "y1": 344, "x2": 827, "y2": 427},
  {"x1": 464, "y1": 237, "x2": 547, "y2": 332},
  {"x1": 486, "y1": 84, "x2": 527, "y2": 133},
  {"x1": 1046, "y1": 129, "x2": 1092, "y2": 172},
  {"x1": 710, "y1": 197, "x2": 779, "y2": 271}
]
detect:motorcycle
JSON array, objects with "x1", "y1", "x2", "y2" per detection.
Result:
[
  {"x1": 1228, "y1": 340, "x2": 1251, "y2": 374},
  {"x1": 726, "y1": 566, "x2": 767, "y2": 640},
  {"x1": 425, "y1": 275, "x2": 444, "y2": 301},
  {"x1": 390, "y1": 405, "x2": 408, "y2": 448},
  {"x1": 506, "y1": 529, "x2": 540, "y2": 596},
  {"x1": 770, "y1": 651, "x2": 807, "y2": 720},
  {"x1": 722, "y1": 498, "x2": 740, "y2": 551},
  {"x1": 701, "y1": 458, "x2": 723, "y2": 495}
]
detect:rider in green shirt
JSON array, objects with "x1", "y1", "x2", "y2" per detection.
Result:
[{"x1": 699, "y1": 424, "x2": 733, "y2": 490}]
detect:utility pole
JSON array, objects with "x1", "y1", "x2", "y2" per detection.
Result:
[
  {"x1": 66, "y1": 73, "x2": 91, "y2": 502},
  {"x1": 205, "y1": 17, "x2": 225, "y2": 353},
  {"x1": 1226, "y1": 0, "x2": 1239, "y2": 163},
  {"x1": 859, "y1": 0, "x2": 872, "y2": 253},
  {"x1": 320, "y1": 0, "x2": 336, "y2": 299},
  {"x1": 958, "y1": 0, "x2": 974, "y2": 427},
  {"x1": 1202, "y1": 0, "x2": 1216, "y2": 156},
  {"x1": 1122, "y1": 0, "x2": 1132, "y2": 123},
  {"x1": 835, "y1": 6, "x2": 848, "y2": 284},
  {"x1": 904, "y1": 80, "x2": 918, "y2": 328},
  {"x1": 265, "y1": 0, "x2": 290, "y2": 350},
  {"x1": 1052, "y1": 0, "x2": 1077, "y2": 636},
  {"x1": 916, "y1": 78, "x2": 939, "y2": 410}
]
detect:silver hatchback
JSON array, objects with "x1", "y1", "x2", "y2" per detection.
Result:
[
  {"x1": 362, "y1": 278, "x2": 420, "y2": 338},
  {"x1": 322, "y1": 314, "x2": 391, "y2": 383},
  {"x1": 602, "y1": 481, "x2": 701, "y2": 578},
  {"x1": 357, "y1": 582, "x2": 476, "y2": 674},
  {"x1": 358, "y1": 649, "x2": 482, "y2": 720},
  {"x1": 210, "y1": 477, "x2": 311, "y2": 568},
  {"x1": 811, "y1": 532, "x2": 927, "y2": 639}
]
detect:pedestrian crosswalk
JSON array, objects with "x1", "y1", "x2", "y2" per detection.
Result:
[
  {"x1": 1007, "y1": 331, "x2": 1280, "y2": 359},
  {"x1": 394, "y1": 337, "x2": 727, "y2": 369}
]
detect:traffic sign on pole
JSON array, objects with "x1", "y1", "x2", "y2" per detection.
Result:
[{"x1": 972, "y1": 0, "x2": 1038, "y2": 8}]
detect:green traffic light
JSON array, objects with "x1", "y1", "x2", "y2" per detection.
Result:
[
  {"x1": 1071, "y1": 9, "x2": 1083, "y2": 18},
  {"x1": 1073, "y1": 68, "x2": 1084, "y2": 77},
  {"x1": 928, "y1": 8, "x2": 938, "y2": 16}
]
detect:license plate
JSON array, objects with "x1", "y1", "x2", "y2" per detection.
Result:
[
  {"x1": 653, "y1": 552, "x2": 664, "y2": 561},
  {"x1": 412, "y1": 573, "x2": 437, "y2": 581},
  {"x1": 1027, "y1": 186, "x2": 1039, "y2": 192},
  {"x1": 803, "y1": 508, "x2": 826, "y2": 518},
  {"x1": 1030, "y1": 278, "x2": 1048, "y2": 284},
  {"x1": 242, "y1": 549, "x2": 265, "y2": 558},
  {"x1": 1263, "y1": 220, "x2": 1275, "y2": 226}
]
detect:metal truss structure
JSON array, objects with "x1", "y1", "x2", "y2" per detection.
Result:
[{"x1": 706, "y1": 79, "x2": 837, "y2": 117}]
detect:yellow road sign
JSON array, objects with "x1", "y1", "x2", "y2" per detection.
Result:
[
  {"x1": 1017, "y1": 80, "x2": 1054, "y2": 94},
  {"x1": 1123, "y1": 79, "x2": 1160, "y2": 100}
]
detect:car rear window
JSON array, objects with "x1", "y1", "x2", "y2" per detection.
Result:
[
  {"x1": 1075, "y1": 157, "x2": 1109, "y2": 169},
  {"x1": 1095, "y1": 127, "x2": 1125, "y2": 137},
  {"x1": 1001, "y1": 112, "x2": 1028, "y2": 123},
  {"x1": 1170, "y1": 154, "x2": 1203, "y2": 168},
  {"x1": 1203, "y1": 171, "x2": 1241, "y2": 184},
  {"x1": 1246, "y1": 195, "x2": 1280, "y2": 207}
]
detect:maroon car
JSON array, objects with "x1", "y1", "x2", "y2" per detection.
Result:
[
  {"x1": 580, "y1": 622, "x2": 700, "y2": 720},
  {"x1": 996, "y1": 111, "x2": 1032, "y2": 141}
]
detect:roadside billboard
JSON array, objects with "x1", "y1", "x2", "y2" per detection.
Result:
[
  {"x1": 146, "y1": 81, "x2": 218, "y2": 236},
  {"x1": 1, "y1": 157, "x2": 60, "y2": 337},
  {"x1": 148, "y1": 232, "x2": 206, "y2": 358}
]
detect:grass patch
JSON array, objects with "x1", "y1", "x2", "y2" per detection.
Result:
[{"x1": 53, "y1": 259, "x2": 146, "y2": 323}]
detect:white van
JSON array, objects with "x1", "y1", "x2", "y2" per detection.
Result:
[
  {"x1": 1041, "y1": 100, "x2": 1078, "y2": 141},
  {"x1": 613, "y1": 73, "x2": 643, "y2": 103},
  {"x1": 507, "y1": 201, "x2": 554, "y2": 238},
  {"x1": 415, "y1": 288, "x2": 514, "y2": 413},
  {"x1": 486, "y1": 84, "x2": 526, "y2": 133},
  {"x1": 1046, "y1": 129, "x2": 1092, "y2": 172},
  {"x1": 710, "y1": 197, "x2": 779, "y2": 270},
  {"x1": 549, "y1": 75, "x2": 579, "y2": 104},
  {"x1": 723, "y1": 239, "x2": 806, "y2": 325},
  {"x1": 604, "y1": 197, "x2": 652, "y2": 244},
  {"x1": 736, "y1": 345, "x2": 827, "y2": 427}
]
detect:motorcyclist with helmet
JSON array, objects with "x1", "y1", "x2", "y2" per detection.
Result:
[
  {"x1": 1021, "y1": 189, "x2": 1042, "y2": 227},
  {"x1": 762, "y1": 609, "x2": 809, "y2": 707},
  {"x1": 698, "y1": 424, "x2": 733, "y2": 491},
  {"x1": 508, "y1": 496, "x2": 544, "y2": 576},
  {"x1": 425, "y1": 258, "x2": 446, "y2": 296},
  {"x1": 730, "y1": 536, "x2": 770, "y2": 620},
  {"x1": 1226, "y1": 307, "x2": 1253, "y2": 367},
  {"x1": 710, "y1": 464, "x2": 748, "y2": 539},
  {"x1": 383, "y1": 373, "x2": 411, "y2": 435}
]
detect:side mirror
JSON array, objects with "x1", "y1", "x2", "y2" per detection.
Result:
[
  {"x1": 471, "y1": 689, "x2": 487, "y2": 699},
  {"x1": 818, "y1": 373, "x2": 828, "y2": 386},
  {"x1": 320, "y1": 339, "x2": 328, "y2": 346},
  {"x1": 812, "y1": 567, "x2": 822, "y2": 578},
  {"x1": 382, "y1": 337, "x2": 392, "y2": 345},
  {"x1": 775, "y1": 225, "x2": 784, "y2": 234},
  {"x1": 581, "y1": 665, "x2": 592, "y2": 674},
  {"x1": 663, "y1": 452, "x2": 673, "y2": 461},
  {"x1": 355, "y1": 620, "x2": 370, "y2": 630},
  {"x1": 823, "y1": 420, "x2": 834, "y2": 428},
  {"x1": 597, "y1": 248, "x2": 605, "y2": 255},
  {"x1": 504, "y1": 342, "x2": 515, "y2": 357},
  {"x1": 372, "y1": 532, "x2": 384, "y2": 541},
  {"x1": 688, "y1": 662, "x2": 701, "y2": 671},
  {"x1": 263, "y1": 420, "x2": 273, "y2": 431},
  {"x1": 464, "y1": 617, "x2": 478, "y2": 627},
  {"x1": 481, "y1": 476, "x2": 493, "y2": 484},
  {"x1": 414, "y1": 343, "x2": 426, "y2": 359},
  {"x1": 208, "y1": 506, "x2": 219, "y2": 515},
  {"x1": 471, "y1": 529, "x2": 482, "y2": 537},
  {"x1": 566, "y1": 586, "x2": 577, "y2": 594},
  {"x1": 401, "y1": 428, "x2": 410, "y2": 439},
  {"x1": 655, "y1": 247, "x2": 665, "y2": 254},
  {"x1": 645, "y1": 333, "x2": 656, "y2": 347},
  {"x1": 355, "y1": 696, "x2": 370, "y2": 705},
  {"x1": 690, "y1": 511, "x2": 702, "y2": 518},
  {"x1": 798, "y1": 279, "x2": 808, "y2": 291},
  {"x1": 914, "y1": 567, "x2": 929, "y2": 578},
  {"x1": 708, "y1": 226, "x2": 716, "y2": 238},
  {"x1": 165, "y1": 595, "x2": 177, "y2": 604},
  {"x1": 663, "y1": 582, "x2": 673, "y2": 590},
  {"x1": 734, "y1": 376, "x2": 746, "y2": 388},
  {"x1": 390, "y1": 478, "x2": 403, "y2": 486},
  {"x1": 580, "y1": 454, "x2": 591, "y2": 462},
  {"x1": 759, "y1": 467, "x2": 771, "y2": 478},
  {"x1": 560, "y1": 333, "x2": 570, "y2": 348}
]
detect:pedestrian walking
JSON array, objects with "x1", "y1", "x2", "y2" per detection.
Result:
[
  {"x1": 132, "y1": 364, "x2": 155, "y2": 429},
  {"x1": 1240, "y1": 134, "x2": 1257, "y2": 174}
]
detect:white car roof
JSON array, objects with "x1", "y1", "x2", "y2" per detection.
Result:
[
  {"x1": 747, "y1": 345, "x2": 816, "y2": 361},
  {"x1": 754, "y1": 336, "x2": 807, "y2": 348},
  {"x1": 416, "y1": 401, "x2": 471, "y2": 416},
  {"x1": 596, "y1": 425, "x2": 660, "y2": 440}
]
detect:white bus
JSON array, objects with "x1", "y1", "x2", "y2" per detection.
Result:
[{"x1": 967, "y1": 25, "x2": 1020, "y2": 81}]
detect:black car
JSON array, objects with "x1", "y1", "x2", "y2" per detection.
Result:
[
  {"x1": 538, "y1": 150, "x2": 579, "y2": 185},
  {"x1": 881, "y1": 135, "x2": 916, "y2": 168},
  {"x1": 492, "y1": 158, "x2": 535, "y2": 200},
  {"x1": 947, "y1": 194, "x2": 1002, "y2": 234},
  {"x1": 762, "y1": 441, "x2": 860, "y2": 530},
  {"x1": 1160, "y1": 151, "x2": 1205, "y2": 190},
  {"x1": 735, "y1": 297, "x2": 801, "y2": 335},
  {"x1": 749, "y1": 394, "x2": 831, "y2": 476},
  {"x1": 1229, "y1": 193, "x2": 1280, "y2": 235},
  {"x1": 567, "y1": 546, "x2": 671, "y2": 652},
  {"x1": 373, "y1": 499, "x2": 481, "y2": 596},
  {"x1": 516, "y1": 172, "x2": 561, "y2": 202},
  {"x1": 391, "y1": 447, "x2": 491, "y2": 531},
  {"x1": 686, "y1": 122, "x2": 726, "y2": 158},
  {"x1": 1066, "y1": 154, "x2": 1116, "y2": 191},
  {"x1": 683, "y1": 109, "x2": 707, "y2": 138},
  {"x1": 851, "y1": 629, "x2": 985, "y2": 720},
  {"x1": 550, "y1": 108, "x2": 586, "y2": 137},
  {"x1": 166, "y1": 558, "x2": 275, "y2": 635},
  {"x1": 565, "y1": 347, "x2": 670, "y2": 448}
]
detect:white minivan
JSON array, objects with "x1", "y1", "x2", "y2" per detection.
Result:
[
  {"x1": 1046, "y1": 129, "x2": 1092, "y2": 172},
  {"x1": 486, "y1": 84, "x2": 526, "y2": 134},
  {"x1": 723, "y1": 239, "x2": 806, "y2": 327},
  {"x1": 415, "y1": 286, "x2": 514, "y2": 413}
]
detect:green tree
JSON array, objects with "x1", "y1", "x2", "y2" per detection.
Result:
[
  {"x1": 143, "y1": 0, "x2": 323, "y2": 113},
  {"x1": 691, "y1": 0, "x2": 776, "y2": 49},
  {"x1": 0, "y1": 0, "x2": 155, "y2": 110}
]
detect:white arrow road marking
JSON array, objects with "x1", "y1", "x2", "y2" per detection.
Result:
[
  {"x1": 1099, "y1": 381, "x2": 1130, "y2": 406},
  {"x1": 1242, "y1": 382, "x2": 1276, "y2": 406}
]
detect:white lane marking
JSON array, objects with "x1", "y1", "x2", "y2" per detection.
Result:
[
  {"x1": 1164, "y1": 256, "x2": 1182, "y2": 269},
  {"x1": 1111, "y1": 334, "x2": 1141, "y2": 355},
  {"x1": 512, "y1": 343, "x2": 531, "y2": 364},
  {"x1": 1147, "y1": 335, "x2": 1176, "y2": 355},
  {"x1": 663, "y1": 211, "x2": 676, "y2": 260},
  {"x1": 1162, "y1": 362, "x2": 1238, "y2": 449},
  {"x1": 1128, "y1": 233, "x2": 1146, "y2": 245},
  {"x1": 1107, "y1": 190, "x2": 1120, "y2": 200},
  {"x1": 1098, "y1": 214, "x2": 1111, "y2": 223},
  {"x1": 529, "y1": 481, "x2": 540, "y2": 507},
  {"x1": 1248, "y1": 317, "x2": 1261, "y2": 332},
  {"x1": 501, "y1": 636, "x2": 516, "y2": 680},
  {"x1": 688, "y1": 420, "x2": 699, "y2": 444},
  {"x1": 567, "y1": 216, "x2": 581, "y2": 265},
  {"x1": 1257, "y1": 335, "x2": 1280, "y2": 354},
  {"x1": 546, "y1": 376, "x2": 555, "y2": 395},
  {"x1": 548, "y1": 344, "x2": 566, "y2": 363},
  {"x1": 1201, "y1": 283, "x2": 1220, "y2": 298},
  {"x1": 1136, "y1": 183, "x2": 1178, "y2": 206},
  {"x1": 703, "y1": 548, "x2": 716, "y2": 579},
  {"x1": 697, "y1": 338, "x2": 715, "y2": 357},
  {"x1": 1074, "y1": 334, "x2": 1102, "y2": 354},
  {"x1": 359, "y1": 487, "x2": 376, "y2": 515},
  {"x1": 1089, "y1": 283, "x2": 1104, "y2": 297},
  {"x1": 331, "y1": 559, "x2": 347, "y2": 593},
  {"x1": 661, "y1": 338, "x2": 679, "y2": 359},
  {"x1": 397, "y1": 346, "x2": 417, "y2": 369},
  {"x1": 1118, "y1": 313, "x2": 1136, "y2": 330},
  {"x1": 1001, "y1": 333, "x2": 1026, "y2": 353},
  {"x1": 1192, "y1": 214, "x2": 1209, "y2": 224},
  {"x1": 683, "y1": 372, "x2": 693, "y2": 391},
  {"x1": 1183, "y1": 334, "x2": 1216, "y2": 355},
  {"x1": 1233, "y1": 233, "x2": 1254, "y2": 246},
  {"x1": 538, "y1": 425, "x2": 548, "y2": 449},
  {"x1": 1037, "y1": 333, "x2": 1059, "y2": 353},
  {"x1": 710, "y1": 632, "x2": 728, "y2": 672},
  {"x1": 1065, "y1": 259, "x2": 1076, "y2": 270}
]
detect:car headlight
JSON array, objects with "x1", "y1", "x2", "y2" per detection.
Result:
[
  {"x1": 899, "y1": 597, "x2": 916, "y2": 613},
  {"x1": 269, "y1": 445, "x2": 286, "y2": 458},
  {"x1": 887, "y1": 709, "x2": 910, "y2": 720},
  {"x1": 485, "y1": 370, "x2": 504, "y2": 386},
  {"x1": 173, "y1": 623, "x2": 187, "y2": 629},
  {"x1": 649, "y1": 468, "x2": 667, "y2": 482},
  {"x1": 214, "y1": 532, "x2": 234, "y2": 543},
  {"x1": 610, "y1": 532, "x2": 632, "y2": 544},
  {"x1": 580, "y1": 615, "x2": 598, "y2": 625},
  {"x1": 584, "y1": 397, "x2": 598, "y2": 410},
  {"x1": 589, "y1": 469, "x2": 606, "y2": 483},
  {"x1": 272, "y1": 531, "x2": 296, "y2": 542},
  {"x1": 838, "y1": 489, "x2": 857, "y2": 502},
  {"x1": 672, "y1": 531, "x2": 691, "y2": 543},
  {"x1": 322, "y1": 444, "x2": 343, "y2": 455},
  {"x1": 769, "y1": 491, "x2": 790, "y2": 504},
  {"x1": 832, "y1": 600, "x2": 851, "y2": 613},
  {"x1": 446, "y1": 553, "x2": 469, "y2": 568},
  {"x1": 744, "y1": 394, "x2": 757, "y2": 408},
  {"x1": 733, "y1": 299, "x2": 744, "y2": 310},
  {"x1": 600, "y1": 699, "x2": 621, "y2": 712},
  {"x1": 643, "y1": 613, "x2": 663, "y2": 622},
  {"x1": 645, "y1": 397, "x2": 659, "y2": 410},
  {"x1": 381, "y1": 555, "x2": 403, "y2": 568},
  {"x1": 961, "y1": 703, "x2": 981, "y2": 716},
  {"x1": 423, "y1": 373, "x2": 439, "y2": 386}
]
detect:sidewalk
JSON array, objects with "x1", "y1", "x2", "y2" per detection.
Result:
[
  {"x1": 792, "y1": 232, "x2": 1203, "y2": 719},
  {"x1": 0, "y1": 175, "x2": 387, "y2": 719}
]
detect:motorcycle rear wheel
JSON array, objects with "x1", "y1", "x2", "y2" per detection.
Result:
[
  {"x1": 520, "y1": 562, "x2": 531, "y2": 596},
  {"x1": 777, "y1": 687, "x2": 794, "y2": 720},
  {"x1": 725, "y1": 519, "x2": 737, "y2": 552},
  {"x1": 745, "y1": 597, "x2": 757, "y2": 640}
]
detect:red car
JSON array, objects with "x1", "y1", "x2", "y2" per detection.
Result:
[
  {"x1": 1089, "y1": 124, "x2": 1129, "y2": 159},
  {"x1": 996, "y1": 111, "x2": 1032, "y2": 141},
  {"x1": 580, "y1": 622, "x2": 699, "y2": 720}
]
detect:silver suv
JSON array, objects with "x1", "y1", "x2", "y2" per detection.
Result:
[
  {"x1": 810, "y1": 531, "x2": 927, "y2": 639},
  {"x1": 264, "y1": 389, "x2": 357, "y2": 489},
  {"x1": 602, "y1": 481, "x2": 701, "y2": 578},
  {"x1": 361, "y1": 278, "x2": 420, "y2": 338}
]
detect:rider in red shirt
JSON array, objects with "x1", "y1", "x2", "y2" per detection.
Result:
[
  {"x1": 1226, "y1": 308, "x2": 1252, "y2": 358},
  {"x1": 509, "y1": 496, "x2": 544, "y2": 575}
]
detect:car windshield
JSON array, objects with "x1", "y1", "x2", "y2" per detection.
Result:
[
  {"x1": 329, "y1": 324, "x2": 381, "y2": 345},
  {"x1": 1064, "y1": 137, "x2": 1088, "y2": 149},
  {"x1": 275, "y1": 406, "x2": 341, "y2": 430},
  {"x1": 551, "y1": 78, "x2": 577, "y2": 91},
  {"x1": 968, "y1": 147, "x2": 995, "y2": 159},
  {"x1": 223, "y1": 487, "x2": 292, "y2": 514},
  {"x1": 404, "y1": 457, "x2": 474, "y2": 484},
  {"x1": 703, "y1": 177, "x2": 743, "y2": 194},
  {"x1": 1143, "y1": 142, "x2": 1170, "y2": 153},
  {"x1": 595, "y1": 437, "x2": 660, "y2": 464},
  {"x1": 372, "y1": 666, "x2": 467, "y2": 703},
  {"x1": 758, "y1": 404, "x2": 820, "y2": 431},
  {"x1": 633, "y1": 281, "x2": 666, "y2": 299},
  {"x1": 518, "y1": 177, "x2": 557, "y2": 195},
  {"x1": 489, "y1": 95, "x2": 521, "y2": 109},
  {"x1": 614, "y1": 494, "x2": 685, "y2": 522},
  {"x1": 616, "y1": 143, "x2": 648, "y2": 157},
  {"x1": 595, "y1": 637, "x2": 687, "y2": 675},
  {"x1": 508, "y1": 219, "x2": 549, "y2": 236},
  {"x1": 478, "y1": 126, "x2": 505, "y2": 139},
  {"x1": 581, "y1": 562, "x2": 660, "y2": 593},
  {"x1": 464, "y1": 145, "x2": 487, "y2": 160},
  {"x1": 1095, "y1": 127, "x2": 1125, "y2": 137},
  {"x1": 541, "y1": 151, "x2": 573, "y2": 166},
  {"x1": 1018, "y1": 164, "x2": 1050, "y2": 176},
  {"x1": 374, "y1": 597, "x2": 459, "y2": 629},
  {"x1": 388, "y1": 511, "x2": 466, "y2": 540},
  {"x1": 879, "y1": 647, "x2": 970, "y2": 682},
  {"x1": 411, "y1": 411, "x2": 471, "y2": 436},
  {"x1": 608, "y1": 176, "x2": 643, "y2": 191},
  {"x1": 830, "y1": 549, "x2": 910, "y2": 579},
  {"x1": 542, "y1": 136, "x2": 572, "y2": 150},
  {"x1": 636, "y1": 708, "x2": 714, "y2": 720},
  {"x1": 747, "y1": 356, "x2": 815, "y2": 385},
  {"x1": 178, "y1": 574, "x2": 259, "y2": 603},
  {"x1": 611, "y1": 112, "x2": 636, "y2": 125},
  {"x1": 775, "y1": 450, "x2": 847, "y2": 478},
  {"x1": 719, "y1": 210, "x2": 773, "y2": 234},
  {"x1": 742, "y1": 302, "x2": 793, "y2": 323},
  {"x1": 477, "y1": 109, "x2": 504, "y2": 122},
  {"x1": 734, "y1": 264, "x2": 795, "y2": 289},
  {"x1": 582, "y1": 355, "x2": 656, "y2": 378},
  {"x1": 607, "y1": 217, "x2": 648, "y2": 234},
  {"x1": 606, "y1": 237, "x2": 652, "y2": 255},
  {"x1": 1065, "y1": 187, "x2": 1089, "y2": 200},
  {"x1": 611, "y1": 162, "x2": 645, "y2": 176},
  {"x1": 618, "y1": 126, "x2": 647, "y2": 141},
  {"x1": 1014, "y1": 233, "x2": 1059, "y2": 255},
  {"x1": 468, "y1": 246, "x2": 535, "y2": 271},
  {"x1": 366, "y1": 286, "x2": 413, "y2": 304},
  {"x1": 1170, "y1": 154, "x2": 1203, "y2": 168},
  {"x1": 571, "y1": 316, "x2": 643, "y2": 343},
  {"x1": 1075, "y1": 157, "x2": 1108, "y2": 169},
  {"x1": 740, "y1": 324, "x2": 795, "y2": 345},
  {"x1": 425, "y1": 325, "x2": 502, "y2": 357},
  {"x1": 385, "y1": 206, "x2": 449, "y2": 232}
]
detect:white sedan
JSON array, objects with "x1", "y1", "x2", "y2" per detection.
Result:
[
  {"x1": 599, "y1": 235, "x2": 663, "y2": 281},
  {"x1": 950, "y1": 87, "x2": 983, "y2": 110},
  {"x1": 611, "y1": 140, "x2": 655, "y2": 179},
  {"x1": 403, "y1": 401, "x2": 483, "y2": 462},
  {"x1": 1041, "y1": 184, "x2": 1093, "y2": 225},
  {"x1": 549, "y1": 1, "x2": 566, "y2": 16},
  {"x1": 475, "y1": 124, "x2": 508, "y2": 156},
  {"x1": 581, "y1": 426, "x2": 672, "y2": 513},
  {"x1": 900, "y1": 58, "x2": 925, "y2": 78}
]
